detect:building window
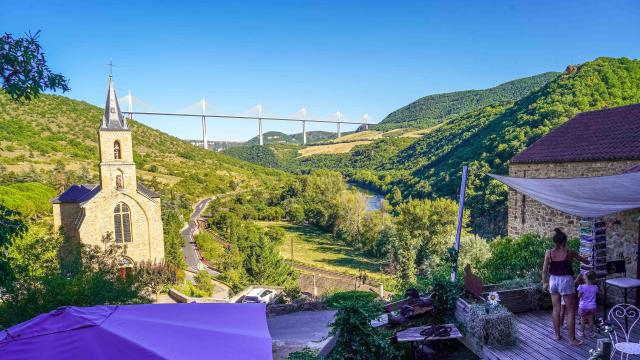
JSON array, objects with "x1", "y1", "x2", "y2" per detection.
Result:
[
  {"x1": 114, "y1": 202, "x2": 132, "y2": 243},
  {"x1": 114, "y1": 141, "x2": 121, "y2": 159}
]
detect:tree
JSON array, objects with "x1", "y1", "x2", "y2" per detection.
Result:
[
  {"x1": 0, "y1": 31, "x2": 70, "y2": 101},
  {"x1": 244, "y1": 236, "x2": 297, "y2": 288},
  {"x1": 133, "y1": 260, "x2": 177, "y2": 303},
  {"x1": 1, "y1": 221, "x2": 62, "y2": 294},
  {"x1": 387, "y1": 186, "x2": 402, "y2": 208},
  {"x1": 333, "y1": 190, "x2": 367, "y2": 245},
  {"x1": 0, "y1": 243, "x2": 149, "y2": 328},
  {"x1": 395, "y1": 198, "x2": 463, "y2": 270},
  {"x1": 392, "y1": 229, "x2": 418, "y2": 285}
]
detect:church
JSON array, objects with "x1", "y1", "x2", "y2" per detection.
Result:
[{"x1": 51, "y1": 76, "x2": 165, "y2": 264}]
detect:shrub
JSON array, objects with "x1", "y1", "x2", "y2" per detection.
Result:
[
  {"x1": 429, "y1": 269, "x2": 463, "y2": 322},
  {"x1": 327, "y1": 299, "x2": 398, "y2": 360},
  {"x1": 325, "y1": 291, "x2": 377, "y2": 309},
  {"x1": 194, "y1": 232, "x2": 225, "y2": 268},
  {"x1": 287, "y1": 348, "x2": 319, "y2": 360},
  {"x1": 194, "y1": 270, "x2": 213, "y2": 296},
  {"x1": 480, "y1": 233, "x2": 579, "y2": 283},
  {"x1": 176, "y1": 281, "x2": 210, "y2": 298}
]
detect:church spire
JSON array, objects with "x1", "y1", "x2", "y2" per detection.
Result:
[{"x1": 101, "y1": 75, "x2": 128, "y2": 130}]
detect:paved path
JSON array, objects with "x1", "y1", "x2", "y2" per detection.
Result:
[
  {"x1": 268, "y1": 310, "x2": 336, "y2": 358},
  {"x1": 181, "y1": 196, "x2": 220, "y2": 276}
]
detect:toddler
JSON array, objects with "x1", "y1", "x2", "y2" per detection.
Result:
[{"x1": 577, "y1": 271, "x2": 598, "y2": 337}]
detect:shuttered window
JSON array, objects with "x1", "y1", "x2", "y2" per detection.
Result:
[{"x1": 114, "y1": 203, "x2": 132, "y2": 243}]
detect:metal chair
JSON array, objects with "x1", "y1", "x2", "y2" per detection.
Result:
[
  {"x1": 604, "y1": 260, "x2": 640, "y2": 317},
  {"x1": 608, "y1": 304, "x2": 640, "y2": 359}
]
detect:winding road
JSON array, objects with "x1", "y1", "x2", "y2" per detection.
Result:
[{"x1": 181, "y1": 196, "x2": 223, "y2": 276}]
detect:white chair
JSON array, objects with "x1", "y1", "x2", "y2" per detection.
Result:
[{"x1": 608, "y1": 304, "x2": 640, "y2": 359}]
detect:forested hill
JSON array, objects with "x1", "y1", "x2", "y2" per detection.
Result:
[
  {"x1": 0, "y1": 92, "x2": 288, "y2": 202},
  {"x1": 288, "y1": 57, "x2": 640, "y2": 237},
  {"x1": 378, "y1": 71, "x2": 559, "y2": 129},
  {"x1": 246, "y1": 130, "x2": 336, "y2": 145}
]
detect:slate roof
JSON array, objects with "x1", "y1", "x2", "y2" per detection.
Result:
[
  {"x1": 50, "y1": 184, "x2": 100, "y2": 204},
  {"x1": 51, "y1": 182, "x2": 159, "y2": 204},
  {"x1": 511, "y1": 104, "x2": 640, "y2": 164},
  {"x1": 101, "y1": 75, "x2": 129, "y2": 131},
  {"x1": 136, "y1": 182, "x2": 160, "y2": 199}
]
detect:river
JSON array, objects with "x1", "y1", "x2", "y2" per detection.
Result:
[{"x1": 349, "y1": 184, "x2": 385, "y2": 211}]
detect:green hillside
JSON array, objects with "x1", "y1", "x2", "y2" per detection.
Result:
[
  {"x1": 0, "y1": 91, "x2": 291, "y2": 267},
  {"x1": 246, "y1": 131, "x2": 297, "y2": 145},
  {"x1": 0, "y1": 92, "x2": 286, "y2": 197},
  {"x1": 377, "y1": 72, "x2": 559, "y2": 130},
  {"x1": 246, "y1": 130, "x2": 337, "y2": 145},
  {"x1": 291, "y1": 130, "x2": 336, "y2": 144},
  {"x1": 274, "y1": 57, "x2": 640, "y2": 236},
  {"x1": 394, "y1": 57, "x2": 640, "y2": 234}
]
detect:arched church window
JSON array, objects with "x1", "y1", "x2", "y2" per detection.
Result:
[
  {"x1": 114, "y1": 203, "x2": 132, "y2": 243},
  {"x1": 114, "y1": 141, "x2": 121, "y2": 159}
]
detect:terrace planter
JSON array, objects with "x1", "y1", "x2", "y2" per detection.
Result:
[
  {"x1": 455, "y1": 298, "x2": 518, "y2": 350},
  {"x1": 481, "y1": 284, "x2": 550, "y2": 313}
]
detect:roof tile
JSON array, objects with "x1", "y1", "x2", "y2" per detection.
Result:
[{"x1": 511, "y1": 104, "x2": 640, "y2": 164}]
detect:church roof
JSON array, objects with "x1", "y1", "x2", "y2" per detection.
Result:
[
  {"x1": 50, "y1": 184, "x2": 100, "y2": 204},
  {"x1": 136, "y1": 182, "x2": 160, "y2": 199},
  {"x1": 511, "y1": 103, "x2": 640, "y2": 164},
  {"x1": 101, "y1": 75, "x2": 129, "y2": 131},
  {"x1": 50, "y1": 182, "x2": 159, "y2": 204}
]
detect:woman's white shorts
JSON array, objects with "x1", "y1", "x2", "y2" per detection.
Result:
[{"x1": 549, "y1": 275, "x2": 575, "y2": 296}]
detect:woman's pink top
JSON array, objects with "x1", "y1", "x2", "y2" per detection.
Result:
[{"x1": 578, "y1": 284, "x2": 597, "y2": 310}]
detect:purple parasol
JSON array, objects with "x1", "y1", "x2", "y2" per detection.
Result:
[{"x1": 0, "y1": 303, "x2": 272, "y2": 359}]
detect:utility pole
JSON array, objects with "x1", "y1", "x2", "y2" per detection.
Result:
[
  {"x1": 201, "y1": 97, "x2": 207, "y2": 150},
  {"x1": 258, "y1": 104, "x2": 264, "y2": 146}
]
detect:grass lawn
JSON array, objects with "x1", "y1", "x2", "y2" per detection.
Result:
[{"x1": 255, "y1": 221, "x2": 387, "y2": 279}]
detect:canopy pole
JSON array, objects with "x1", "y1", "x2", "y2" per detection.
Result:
[{"x1": 451, "y1": 165, "x2": 468, "y2": 282}]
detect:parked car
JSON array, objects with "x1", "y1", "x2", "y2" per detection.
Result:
[{"x1": 242, "y1": 288, "x2": 276, "y2": 304}]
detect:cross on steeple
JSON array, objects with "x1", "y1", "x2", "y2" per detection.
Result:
[{"x1": 106, "y1": 59, "x2": 115, "y2": 77}]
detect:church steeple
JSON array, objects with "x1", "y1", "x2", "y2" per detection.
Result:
[
  {"x1": 98, "y1": 74, "x2": 136, "y2": 192},
  {"x1": 101, "y1": 75, "x2": 129, "y2": 131}
]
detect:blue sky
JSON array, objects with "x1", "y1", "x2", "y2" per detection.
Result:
[{"x1": 2, "y1": 1, "x2": 639, "y2": 141}]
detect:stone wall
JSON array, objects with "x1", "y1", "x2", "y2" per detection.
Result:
[{"x1": 508, "y1": 160, "x2": 640, "y2": 285}]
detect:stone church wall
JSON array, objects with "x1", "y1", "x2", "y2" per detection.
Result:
[{"x1": 78, "y1": 191, "x2": 164, "y2": 263}]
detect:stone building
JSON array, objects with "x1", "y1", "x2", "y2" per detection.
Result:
[
  {"x1": 507, "y1": 104, "x2": 640, "y2": 273},
  {"x1": 51, "y1": 76, "x2": 164, "y2": 264}
]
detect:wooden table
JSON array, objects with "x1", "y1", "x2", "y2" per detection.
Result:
[
  {"x1": 396, "y1": 324, "x2": 463, "y2": 360},
  {"x1": 396, "y1": 324, "x2": 462, "y2": 343}
]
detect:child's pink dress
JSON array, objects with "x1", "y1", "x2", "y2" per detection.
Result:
[{"x1": 578, "y1": 284, "x2": 597, "y2": 316}]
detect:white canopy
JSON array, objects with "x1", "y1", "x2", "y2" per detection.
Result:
[{"x1": 490, "y1": 172, "x2": 640, "y2": 218}]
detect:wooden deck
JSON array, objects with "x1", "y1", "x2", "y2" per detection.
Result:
[{"x1": 483, "y1": 311, "x2": 616, "y2": 360}]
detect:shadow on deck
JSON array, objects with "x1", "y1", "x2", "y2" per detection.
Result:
[{"x1": 483, "y1": 310, "x2": 616, "y2": 360}]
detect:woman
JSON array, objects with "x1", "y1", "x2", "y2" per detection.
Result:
[{"x1": 542, "y1": 228, "x2": 589, "y2": 345}]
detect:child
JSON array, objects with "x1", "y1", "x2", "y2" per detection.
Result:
[{"x1": 577, "y1": 271, "x2": 598, "y2": 337}]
